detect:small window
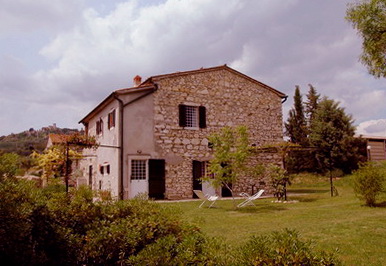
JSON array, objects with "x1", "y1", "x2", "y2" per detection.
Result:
[
  {"x1": 99, "y1": 164, "x2": 110, "y2": 175},
  {"x1": 179, "y1": 104, "x2": 206, "y2": 128},
  {"x1": 108, "y1": 110, "x2": 116, "y2": 129},
  {"x1": 131, "y1": 160, "x2": 146, "y2": 180}
]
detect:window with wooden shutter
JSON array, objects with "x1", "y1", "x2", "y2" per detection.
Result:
[
  {"x1": 179, "y1": 104, "x2": 206, "y2": 129},
  {"x1": 108, "y1": 109, "x2": 116, "y2": 129}
]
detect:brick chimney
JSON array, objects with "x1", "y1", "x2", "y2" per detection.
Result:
[{"x1": 133, "y1": 75, "x2": 142, "y2": 86}]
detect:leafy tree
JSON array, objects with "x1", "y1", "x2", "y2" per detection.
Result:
[
  {"x1": 352, "y1": 162, "x2": 385, "y2": 206},
  {"x1": 206, "y1": 126, "x2": 250, "y2": 204},
  {"x1": 31, "y1": 133, "x2": 97, "y2": 188},
  {"x1": 285, "y1": 86, "x2": 308, "y2": 146},
  {"x1": 267, "y1": 164, "x2": 290, "y2": 201},
  {"x1": 346, "y1": 0, "x2": 386, "y2": 78},
  {"x1": 0, "y1": 153, "x2": 20, "y2": 180},
  {"x1": 309, "y1": 97, "x2": 357, "y2": 195}
]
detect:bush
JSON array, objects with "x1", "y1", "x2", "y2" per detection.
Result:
[
  {"x1": 1, "y1": 179, "x2": 342, "y2": 265},
  {"x1": 0, "y1": 152, "x2": 20, "y2": 180},
  {"x1": 237, "y1": 229, "x2": 340, "y2": 265},
  {"x1": 352, "y1": 162, "x2": 385, "y2": 206},
  {"x1": 0, "y1": 179, "x2": 224, "y2": 265}
]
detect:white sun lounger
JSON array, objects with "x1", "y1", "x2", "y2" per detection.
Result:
[
  {"x1": 237, "y1": 189, "x2": 265, "y2": 208},
  {"x1": 193, "y1": 190, "x2": 219, "y2": 208}
]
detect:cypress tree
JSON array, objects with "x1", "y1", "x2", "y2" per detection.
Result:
[
  {"x1": 304, "y1": 84, "x2": 320, "y2": 128},
  {"x1": 285, "y1": 86, "x2": 308, "y2": 146}
]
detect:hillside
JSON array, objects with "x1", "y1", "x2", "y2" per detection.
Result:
[{"x1": 0, "y1": 124, "x2": 81, "y2": 156}]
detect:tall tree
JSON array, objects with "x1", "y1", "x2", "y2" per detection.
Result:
[
  {"x1": 309, "y1": 97, "x2": 357, "y2": 195},
  {"x1": 304, "y1": 84, "x2": 320, "y2": 128},
  {"x1": 346, "y1": 0, "x2": 386, "y2": 78},
  {"x1": 285, "y1": 86, "x2": 308, "y2": 146}
]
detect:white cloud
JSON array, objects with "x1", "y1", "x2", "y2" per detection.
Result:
[
  {"x1": 0, "y1": 0, "x2": 385, "y2": 136},
  {"x1": 356, "y1": 119, "x2": 386, "y2": 136}
]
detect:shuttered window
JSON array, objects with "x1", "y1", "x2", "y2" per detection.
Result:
[
  {"x1": 179, "y1": 104, "x2": 206, "y2": 129},
  {"x1": 108, "y1": 109, "x2": 116, "y2": 129},
  {"x1": 96, "y1": 118, "x2": 103, "y2": 135}
]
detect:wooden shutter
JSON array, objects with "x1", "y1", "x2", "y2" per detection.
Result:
[
  {"x1": 149, "y1": 159, "x2": 166, "y2": 199},
  {"x1": 112, "y1": 110, "x2": 116, "y2": 127},
  {"x1": 96, "y1": 121, "x2": 100, "y2": 134},
  {"x1": 192, "y1": 160, "x2": 203, "y2": 192},
  {"x1": 199, "y1": 106, "x2": 206, "y2": 128},
  {"x1": 108, "y1": 110, "x2": 116, "y2": 129},
  {"x1": 179, "y1": 104, "x2": 186, "y2": 127}
]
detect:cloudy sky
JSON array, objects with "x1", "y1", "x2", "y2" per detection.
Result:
[{"x1": 1, "y1": 0, "x2": 385, "y2": 137}]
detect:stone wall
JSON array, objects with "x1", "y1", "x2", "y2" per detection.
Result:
[{"x1": 152, "y1": 68, "x2": 284, "y2": 199}]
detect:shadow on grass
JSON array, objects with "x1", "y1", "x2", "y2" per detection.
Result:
[
  {"x1": 374, "y1": 201, "x2": 386, "y2": 208},
  {"x1": 234, "y1": 204, "x2": 288, "y2": 214},
  {"x1": 289, "y1": 196, "x2": 318, "y2": 202},
  {"x1": 288, "y1": 189, "x2": 329, "y2": 194}
]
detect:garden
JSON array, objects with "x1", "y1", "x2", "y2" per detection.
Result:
[{"x1": 167, "y1": 172, "x2": 386, "y2": 265}]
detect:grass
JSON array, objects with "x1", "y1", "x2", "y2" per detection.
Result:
[{"x1": 164, "y1": 175, "x2": 386, "y2": 265}]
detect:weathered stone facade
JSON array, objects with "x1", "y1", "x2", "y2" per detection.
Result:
[
  {"x1": 79, "y1": 65, "x2": 286, "y2": 200},
  {"x1": 151, "y1": 66, "x2": 285, "y2": 199}
]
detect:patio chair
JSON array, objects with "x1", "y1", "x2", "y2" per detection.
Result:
[
  {"x1": 237, "y1": 189, "x2": 265, "y2": 208},
  {"x1": 193, "y1": 190, "x2": 219, "y2": 208}
]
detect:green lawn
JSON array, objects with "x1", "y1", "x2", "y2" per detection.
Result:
[{"x1": 164, "y1": 177, "x2": 386, "y2": 265}]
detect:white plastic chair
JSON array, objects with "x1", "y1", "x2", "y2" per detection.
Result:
[
  {"x1": 193, "y1": 190, "x2": 219, "y2": 208},
  {"x1": 237, "y1": 189, "x2": 265, "y2": 208}
]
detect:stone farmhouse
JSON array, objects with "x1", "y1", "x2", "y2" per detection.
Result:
[{"x1": 78, "y1": 65, "x2": 287, "y2": 200}]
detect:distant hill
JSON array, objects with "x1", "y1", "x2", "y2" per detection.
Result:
[{"x1": 0, "y1": 124, "x2": 81, "y2": 156}]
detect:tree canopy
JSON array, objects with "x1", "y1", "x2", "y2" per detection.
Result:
[
  {"x1": 309, "y1": 97, "x2": 357, "y2": 172},
  {"x1": 346, "y1": 0, "x2": 386, "y2": 78}
]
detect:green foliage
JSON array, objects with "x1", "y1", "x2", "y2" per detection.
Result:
[
  {"x1": 237, "y1": 229, "x2": 340, "y2": 265},
  {"x1": 346, "y1": 0, "x2": 386, "y2": 78},
  {"x1": 309, "y1": 97, "x2": 358, "y2": 173},
  {"x1": 305, "y1": 84, "x2": 320, "y2": 127},
  {"x1": 285, "y1": 86, "x2": 308, "y2": 146},
  {"x1": 206, "y1": 126, "x2": 250, "y2": 199},
  {"x1": 127, "y1": 232, "x2": 231, "y2": 265},
  {"x1": 0, "y1": 152, "x2": 20, "y2": 180},
  {"x1": 31, "y1": 146, "x2": 82, "y2": 182},
  {"x1": 0, "y1": 179, "x2": 224, "y2": 265},
  {"x1": 352, "y1": 162, "x2": 385, "y2": 206},
  {"x1": 267, "y1": 164, "x2": 290, "y2": 201}
]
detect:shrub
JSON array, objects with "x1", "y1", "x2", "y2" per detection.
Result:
[
  {"x1": 237, "y1": 229, "x2": 340, "y2": 265},
  {"x1": 0, "y1": 152, "x2": 20, "y2": 180},
  {"x1": 352, "y1": 162, "x2": 385, "y2": 207},
  {"x1": 0, "y1": 179, "x2": 225, "y2": 265}
]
